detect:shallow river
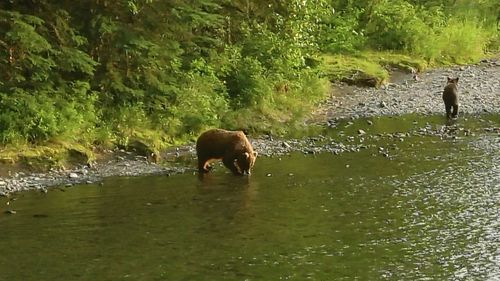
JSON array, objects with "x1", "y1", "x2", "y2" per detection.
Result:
[{"x1": 1, "y1": 115, "x2": 499, "y2": 280}]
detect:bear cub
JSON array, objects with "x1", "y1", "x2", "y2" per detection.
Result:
[
  {"x1": 443, "y1": 77, "x2": 459, "y2": 119},
  {"x1": 196, "y1": 129, "x2": 258, "y2": 175}
]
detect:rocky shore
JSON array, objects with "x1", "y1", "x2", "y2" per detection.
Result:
[
  {"x1": 1, "y1": 59, "x2": 498, "y2": 196},
  {"x1": 313, "y1": 59, "x2": 499, "y2": 122}
]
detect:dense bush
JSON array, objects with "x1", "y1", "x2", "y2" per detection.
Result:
[
  {"x1": 0, "y1": 9, "x2": 97, "y2": 144},
  {"x1": 325, "y1": 0, "x2": 498, "y2": 62}
]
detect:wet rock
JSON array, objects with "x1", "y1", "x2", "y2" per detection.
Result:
[
  {"x1": 69, "y1": 173, "x2": 79, "y2": 179},
  {"x1": 4, "y1": 210, "x2": 16, "y2": 214}
]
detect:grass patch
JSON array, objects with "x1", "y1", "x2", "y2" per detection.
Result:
[
  {"x1": 321, "y1": 51, "x2": 427, "y2": 87},
  {"x1": 321, "y1": 54, "x2": 389, "y2": 87},
  {"x1": 363, "y1": 51, "x2": 428, "y2": 72},
  {"x1": 413, "y1": 19, "x2": 496, "y2": 65}
]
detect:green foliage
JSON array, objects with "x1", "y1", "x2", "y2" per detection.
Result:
[
  {"x1": 0, "y1": 8, "x2": 97, "y2": 145},
  {"x1": 413, "y1": 19, "x2": 493, "y2": 63},
  {"x1": 319, "y1": 0, "x2": 498, "y2": 70},
  {"x1": 225, "y1": 56, "x2": 271, "y2": 108},
  {"x1": 365, "y1": 0, "x2": 427, "y2": 51},
  {"x1": 169, "y1": 58, "x2": 229, "y2": 135},
  {"x1": 320, "y1": 8, "x2": 367, "y2": 53}
]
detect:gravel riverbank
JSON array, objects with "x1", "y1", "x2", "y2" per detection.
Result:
[
  {"x1": 1, "y1": 60, "x2": 499, "y2": 196},
  {"x1": 313, "y1": 59, "x2": 499, "y2": 122}
]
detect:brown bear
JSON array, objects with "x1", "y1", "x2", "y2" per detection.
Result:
[
  {"x1": 196, "y1": 129, "x2": 258, "y2": 175},
  {"x1": 442, "y1": 77, "x2": 459, "y2": 119}
]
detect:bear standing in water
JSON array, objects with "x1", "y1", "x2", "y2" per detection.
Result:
[
  {"x1": 443, "y1": 77, "x2": 459, "y2": 119},
  {"x1": 196, "y1": 129, "x2": 258, "y2": 175}
]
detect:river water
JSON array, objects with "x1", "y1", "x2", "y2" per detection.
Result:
[{"x1": 0, "y1": 115, "x2": 499, "y2": 280}]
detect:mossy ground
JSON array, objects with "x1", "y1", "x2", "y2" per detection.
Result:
[
  {"x1": 0, "y1": 141, "x2": 94, "y2": 171},
  {"x1": 320, "y1": 51, "x2": 429, "y2": 87}
]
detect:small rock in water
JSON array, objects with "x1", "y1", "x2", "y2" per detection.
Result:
[
  {"x1": 266, "y1": 173, "x2": 272, "y2": 177},
  {"x1": 358, "y1": 129, "x2": 366, "y2": 135},
  {"x1": 69, "y1": 173, "x2": 79, "y2": 179},
  {"x1": 367, "y1": 120, "x2": 373, "y2": 125},
  {"x1": 5, "y1": 210, "x2": 16, "y2": 215}
]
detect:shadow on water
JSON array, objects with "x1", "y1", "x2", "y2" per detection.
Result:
[{"x1": 0, "y1": 114, "x2": 499, "y2": 280}]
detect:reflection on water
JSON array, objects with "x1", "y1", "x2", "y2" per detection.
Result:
[{"x1": 0, "y1": 115, "x2": 499, "y2": 281}]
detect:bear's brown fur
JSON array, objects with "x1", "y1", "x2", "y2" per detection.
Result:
[
  {"x1": 443, "y1": 77, "x2": 459, "y2": 119},
  {"x1": 196, "y1": 129, "x2": 258, "y2": 175}
]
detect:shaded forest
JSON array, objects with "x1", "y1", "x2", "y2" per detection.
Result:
[{"x1": 0, "y1": 0, "x2": 498, "y2": 152}]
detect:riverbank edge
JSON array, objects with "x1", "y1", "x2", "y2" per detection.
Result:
[
  {"x1": 1, "y1": 53, "x2": 494, "y2": 167},
  {"x1": 1, "y1": 56, "x2": 499, "y2": 196}
]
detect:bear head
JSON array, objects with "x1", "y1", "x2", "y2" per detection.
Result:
[
  {"x1": 447, "y1": 77, "x2": 459, "y2": 85},
  {"x1": 236, "y1": 151, "x2": 258, "y2": 175}
]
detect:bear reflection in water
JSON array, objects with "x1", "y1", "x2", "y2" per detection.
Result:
[{"x1": 196, "y1": 129, "x2": 258, "y2": 176}]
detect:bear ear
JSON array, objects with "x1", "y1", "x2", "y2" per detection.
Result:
[
  {"x1": 253, "y1": 151, "x2": 258, "y2": 157},
  {"x1": 447, "y1": 77, "x2": 452, "y2": 82},
  {"x1": 454, "y1": 77, "x2": 459, "y2": 83},
  {"x1": 244, "y1": 152, "x2": 250, "y2": 159}
]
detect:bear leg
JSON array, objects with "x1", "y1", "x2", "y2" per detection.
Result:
[
  {"x1": 223, "y1": 155, "x2": 241, "y2": 175},
  {"x1": 452, "y1": 105, "x2": 458, "y2": 118},
  {"x1": 445, "y1": 104, "x2": 452, "y2": 119},
  {"x1": 198, "y1": 157, "x2": 211, "y2": 173}
]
